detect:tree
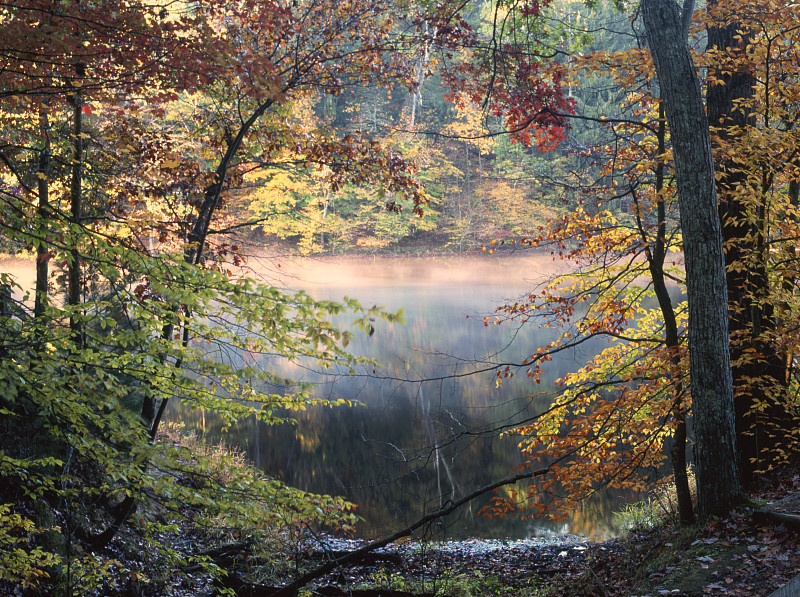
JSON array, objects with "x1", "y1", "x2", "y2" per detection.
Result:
[
  {"x1": 641, "y1": 0, "x2": 743, "y2": 519},
  {"x1": 699, "y1": 0, "x2": 800, "y2": 482},
  {"x1": 472, "y1": 0, "x2": 800, "y2": 524},
  {"x1": 0, "y1": 0, "x2": 427, "y2": 592}
]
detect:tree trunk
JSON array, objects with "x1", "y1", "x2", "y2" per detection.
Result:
[
  {"x1": 641, "y1": 0, "x2": 743, "y2": 520},
  {"x1": 68, "y1": 83, "x2": 83, "y2": 345},
  {"x1": 35, "y1": 110, "x2": 50, "y2": 320},
  {"x1": 782, "y1": 171, "x2": 800, "y2": 385},
  {"x1": 647, "y1": 100, "x2": 694, "y2": 524},
  {"x1": 705, "y1": 1, "x2": 785, "y2": 485},
  {"x1": 142, "y1": 96, "x2": 276, "y2": 428}
]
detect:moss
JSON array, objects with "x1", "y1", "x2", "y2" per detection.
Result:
[{"x1": 637, "y1": 542, "x2": 750, "y2": 596}]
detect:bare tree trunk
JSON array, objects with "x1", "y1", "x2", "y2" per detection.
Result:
[
  {"x1": 68, "y1": 82, "x2": 83, "y2": 345},
  {"x1": 641, "y1": 0, "x2": 743, "y2": 520},
  {"x1": 35, "y1": 110, "x2": 50, "y2": 320},
  {"x1": 320, "y1": 189, "x2": 330, "y2": 248}
]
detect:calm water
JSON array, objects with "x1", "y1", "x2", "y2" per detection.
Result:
[
  {"x1": 1, "y1": 252, "x2": 638, "y2": 539},
  {"x1": 169, "y1": 252, "x2": 635, "y2": 540}
]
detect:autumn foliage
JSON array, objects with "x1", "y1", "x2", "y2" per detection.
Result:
[
  {"x1": 480, "y1": 0, "x2": 800, "y2": 523},
  {"x1": 0, "y1": 0, "x2": 445, "y2": 592},
  {"x1": 0, "y1": 0, "x2": 589, "y2": 590},
  {"x1": 4, "y1": 0, "x2": 800, "y2": 591}
]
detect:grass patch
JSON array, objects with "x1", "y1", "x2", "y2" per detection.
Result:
[{"x1": 613, "y1": 473, "x2": 697, "y2": 533}]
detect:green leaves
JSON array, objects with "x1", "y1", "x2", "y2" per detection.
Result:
[
  {"x1": 0, "y1": 504, "x2": 62, "y2": 588},
  {"x1": 0, "y1": 186, "x2": 402, "y2": 590},
  {"x1": 0, "y1": 0, "x2": 434, "y2": 591}
]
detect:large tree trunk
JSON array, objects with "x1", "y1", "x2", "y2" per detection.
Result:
[
  {"x1": 641, "y1": 0, "x2": 743, "y2": 520},
  {"x1": 648, "y1": 100, "x2": 694, "y2": 524},
  {"x1": 706, "y1": 2, "x2": 790, "y2": 484}
]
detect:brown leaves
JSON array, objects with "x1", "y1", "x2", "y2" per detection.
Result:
[{"x1": 554, "y1": 502, "x2": 800, "y2": 597}]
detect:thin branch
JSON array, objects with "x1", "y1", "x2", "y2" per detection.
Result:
[{"x1": 267, "y1": 464, "x2": 555, "y2": 597}]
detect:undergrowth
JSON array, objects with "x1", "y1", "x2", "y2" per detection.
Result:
[{"x1": 613, "y1": 473, "x2": 698, "y2": 533}]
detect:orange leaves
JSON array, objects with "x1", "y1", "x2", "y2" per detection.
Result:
[
  {"x1": 505, "y1": 303, "x2": 690, "y2": 515},
  {"x1": 477, "y1": 493, "x2": 523, "y2": 520},
  {"x1": 483, "y1": 200, "x2": 688, "y2": 519},
  {"x1": 477, "y1": 0, "x2": 800, "y2": 522}
]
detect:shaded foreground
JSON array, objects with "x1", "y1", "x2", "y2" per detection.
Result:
[
  {"x1": 7, "y1": 424, "x2": 797, "y2": 597},
  {"x1": 170, "y1": 477, "x2": 800, "y2": 597}
]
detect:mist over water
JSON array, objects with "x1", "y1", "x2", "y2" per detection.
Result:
[
  {"x1": 1, "y1": 251, "x2": 640, "y2": 539},
  {"x1": 173, "y1": 252, "x2": 634, "y2": 540}
]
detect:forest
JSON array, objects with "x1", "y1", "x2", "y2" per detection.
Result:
[{"x1": 1, "y1": 0, "x2": 800, "y2": 595}]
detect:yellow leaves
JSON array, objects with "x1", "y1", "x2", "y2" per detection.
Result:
[
  {"x1": 161, "y1": 158, "x2": 181, "y2": 169},
  {"x1": 505, "y1": 293, "x2": 689, "y2": 517},
  {"x1": 490, "y1": 0, "x2": 800, "y2": 522},
  {"x1": 441, "y1": 95, "x2": 495, "y2": 156},
  {"x1": 577, "y1": 48, "x2": 655, "y2": 87}
]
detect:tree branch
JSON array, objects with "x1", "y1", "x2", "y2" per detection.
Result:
[{"x1": 267, "y1": 465, "x2": 554, "y2": 597}]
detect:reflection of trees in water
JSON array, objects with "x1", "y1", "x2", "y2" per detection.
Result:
[
  {"x1": 168, "y1": 378, "x2": 629, "y2": 540},
  {"x1": 165, "y1": 254, "x2": 637, "y2": 539},
  {"x1": 418, "y1": 383, "x2": 458, "y2": 508}
]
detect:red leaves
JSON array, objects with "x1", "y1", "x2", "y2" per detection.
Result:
[
  {"x1": 436, "y1": 0, "x2": 573, "y2": 151},
  {"x1": 36, "y1": 250, "x2": 54, "y2": 264},
  {"x1": 2, "y1": 0, "x2": 219, "y2": 111}
]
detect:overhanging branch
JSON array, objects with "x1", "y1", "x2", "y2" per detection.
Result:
[{"x1": 267, "y1": 465, "x2": 554, "y2": 597}]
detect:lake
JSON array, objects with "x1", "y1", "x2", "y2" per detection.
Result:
[
  {"x1": 168, "y1": 251, "x2": 636, "y2": 540},
  {"x1": 1, "y1": 251, "x2": 639, "y2": 540}
]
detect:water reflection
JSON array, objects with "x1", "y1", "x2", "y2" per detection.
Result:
[{"x1": 170, "y1": 253, "x2": 635, "y2": 540}]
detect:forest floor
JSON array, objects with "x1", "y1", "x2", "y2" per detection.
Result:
[
  {"x1": 299, "y1": 491, "x2": 800, "y2": 597},
  {"x1": 152, "y1": 474, "x2": 800, "y2": 597},
  {"x1": 98, "y1": 429, "x2": 800, "y2": 597}
]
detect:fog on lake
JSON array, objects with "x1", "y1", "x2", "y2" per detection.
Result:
[
  {"x1": 168, "y1": 252, "x2": 639, "y2": 540},
  {"x1": 1, "y1": 251, "x2": 642, "y2": 540}
]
